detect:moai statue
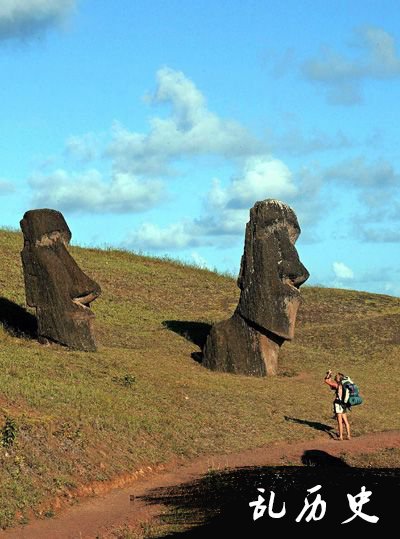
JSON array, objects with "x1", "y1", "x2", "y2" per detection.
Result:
[
  {"x1": 203, "y1": 199, "x2": 309, "y2": 376},
  {"x1": 20, "y1": 209, "x2": 101, "y2": 351}
]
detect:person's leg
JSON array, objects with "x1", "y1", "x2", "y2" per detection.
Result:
[
  {"x1": 342, "y1": 413, "x2": 351, "y2": 439},
  {"x1": 336, "y1": 414, "x2": 343, "y2": 440}
]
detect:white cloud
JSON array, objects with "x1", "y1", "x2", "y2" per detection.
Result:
[
  {"x1": 125, "y1": 155, "x2": 299, "y2": 251},
  {"x1": 27, "y1": 68, "x2": 268, "y2": 217},
  {"x1": 0, "y1": 0, "x2": 75, "y2": 41},
  {"x1": 197, "y1": 156, "x2": 297, "y2": 236},
  {"x1": 302, "y1": 26, "x2": 400, "y2": 105},
  {"x1": 226, "y1": 156, "x2": 297, "y2": 209},
  {"x1": 326, "y1": 157, "x2": 399, "y2": 188},
  {"x1": 194, "y1": 204, "x2": 249, "y2": 237},
  {"x1": 329, "y1": 158, "x2": 400, "y2": 245},
  {"x1": 107, "y1": 67, "x2": 262, "y2": 175},
  {"x1": 27, "y1": 68, "x2": 349, "y2": 239},
  {"x1": 279, "y1": 166, "x2": 327, "y2": 244},
  {"x1": 125, "y1": 222, "x2": 207, "y2": 251},
  {"x1": 357, "y1": 26, "x2": 400, "y2": 78},
  {"x1": 29, "y1": 169, "x2": 165, "y2": 214},
  {"x1": 333, "y1": 261, "x2": 354, "y2": 280}
]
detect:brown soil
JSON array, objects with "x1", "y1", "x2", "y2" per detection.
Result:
[{"x1": 2, "y1": 430, "x2": 400, "y2": 538}]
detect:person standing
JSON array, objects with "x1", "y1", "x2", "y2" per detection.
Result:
[{"x1": 324, "y1": 370, "x2": 351, "y2": 441}]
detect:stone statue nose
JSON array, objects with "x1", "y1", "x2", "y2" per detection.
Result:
[
  {"x1": 280, "y1": 259, "x2": 310, "y2": 288},
  {"x1": 291, "y1": 265, "x2": 310, "y2": 287}
]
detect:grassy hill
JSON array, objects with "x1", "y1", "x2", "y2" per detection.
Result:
[{"x1": 0, "y1": 228, "x2": 399, "y2": 528}]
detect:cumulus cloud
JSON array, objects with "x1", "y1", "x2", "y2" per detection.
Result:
[
  {"x1": 326, "y1": 157, "x2": 399, "y2": 188},
  {"x1": 226, "y1": 157, "x2": 297, "y2": 209},
  {"x1": 286, "y1": 167, "x2": 327, "y2": 242},
  {"x1": 193, "y1": 203, "x2": 249, "y2": 237},
  {"x1": 125, "y1": 221, "x2": 208, "y2": 251},
  {"x1": 302, "y1": 26, "x2": 400, "y2": 105},
  {"x1": 333, "y1": 261, "x2": 354, "y2": 280},
  {"x1": 28, "y1": 68, "x2": 268, "y2": 218},
  {"x1": 107, "y1": 67, "x2": 262, "y2": 175},
  {"x1": 125, "y1": 155, "x2": 299, "y2": 251},
  {"x1": 326, "y1": 157, "x2": 400, "y2": 244},
  {"x1": 205, "y1": 158, "x2": 327, "y2": 244},
  {"x1": 29, "y1": 169, "x2": 165, "y2": 214},
  {"x1": 0, "y1": 0, "x2": 76, "y2": 41},
  {"x1": 193, "y1": 155, "x2": 298, "y2": 238}
]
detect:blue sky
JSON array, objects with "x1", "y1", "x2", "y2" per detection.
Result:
[{"x1": 1, "y1": 0, "x2": 400, "y2": 296}]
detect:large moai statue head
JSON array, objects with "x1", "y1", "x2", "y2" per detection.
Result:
[
  {"x1": 203, "y1": 199, "x2": 309, "y2": 376},
  {"x1": 20, "y1": 209, "x2": 101, "y2": 351},
  {"x1": 236, "y1": 199, "x2": 309, "y2": 340}
]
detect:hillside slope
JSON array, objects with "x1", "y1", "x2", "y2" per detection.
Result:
[{"x1": 0, "y1": 229, "x2": 399, "y2": 527}]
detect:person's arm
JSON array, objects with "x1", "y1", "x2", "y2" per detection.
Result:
[{"x1": 324, "y1": 371, "x2": 338, "y2": 389}]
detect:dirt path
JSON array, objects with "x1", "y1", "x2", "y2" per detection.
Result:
[{"x1": 2, "y1": 430, "x2": 400, "y2": 539}]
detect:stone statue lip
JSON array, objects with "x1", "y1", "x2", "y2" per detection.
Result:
[
  {"x1": 283, "y1": 278, "x2": 301, "y2": 292},
  {"x1": 283, "y1": 273, "x2": 310, "y2": 293},
  {"x1": 72, "y1": 292, "x2": 99, "y2": 310}
]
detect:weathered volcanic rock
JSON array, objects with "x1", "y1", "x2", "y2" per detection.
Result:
[
  {"x1": 202, "y1": 312, "x2": 284, "y2": 376},
  {"x1": 20, "y1": 209, "x2": 101, "y2": 351},
  {"x1": 203, "y1": 199, "x2": 309, "y2": 376}
]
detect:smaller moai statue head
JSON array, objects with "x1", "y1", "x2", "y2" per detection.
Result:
[
  {"x1": 236, "y1": 199, "x2": 309, "y2": 341},
  {"x1": 20, "y1": 209, "x2": 101, "y2": 351}
]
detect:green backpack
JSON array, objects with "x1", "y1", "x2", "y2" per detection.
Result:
[{"x1": 342, "y1": 376, "x2": 363, "y2": 407}]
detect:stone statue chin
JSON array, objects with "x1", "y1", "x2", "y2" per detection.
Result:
[
  {"x1": 20, "y1": 209, "x2": 101, "y2": 351},
  {"x1": 203, "y1": 199, "x2": 309, "y2": 376}
]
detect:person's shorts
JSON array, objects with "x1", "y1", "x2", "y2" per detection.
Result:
[{"x1": 334, "y1": 401, "x2": 346, "y2": 414}]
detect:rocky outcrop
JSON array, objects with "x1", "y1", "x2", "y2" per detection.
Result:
[{"x1": 203, "y1": 199, "x2": 309, "y2": 376}]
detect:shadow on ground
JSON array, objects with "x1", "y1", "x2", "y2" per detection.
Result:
[
  {"x1": 0, "y1": 297, "x2": 37, "y2": 338},
  {"x1": 141, "y1": 452, "x2": 399, "y2": 534},
  {"x1": 301, "y1": 449, "x2": 350, "y2": 467},
  {"x1": 162, "y1": 321, "x2": 211, "y2": 349},
  {"x1": 284, "y1": 416, "x2": 336, "y2": 438}
]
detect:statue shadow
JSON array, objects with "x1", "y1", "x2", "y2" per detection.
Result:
[
  {"x1": 301, "y1": 449, "x2": 349, "y2": 467},
  {"x1": 0, "y1": 297, "x2": 37, "y2": 339},
  {"x1": 284, "y1": 416, "x2": 336, "y2": 438},
  {"x1": 140, "y1": 458, "x2": 399, "y2": 534},
  {"x1": 162, "y1": 321, "x2": 212, "y2": 364}
]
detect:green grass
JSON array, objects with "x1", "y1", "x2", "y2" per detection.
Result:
[{"x1": 0, "y1": 229, "x2": 400, "y2": 528}]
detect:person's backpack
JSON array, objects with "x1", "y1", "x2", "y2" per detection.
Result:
[{"x1": 341, "y1": 376, "x2": 363, "y2": 407}]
